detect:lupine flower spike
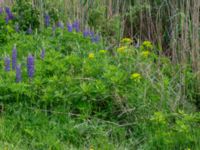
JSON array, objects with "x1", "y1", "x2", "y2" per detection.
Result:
[
  {"x1": 57, "y1": 21, "x2": 64, "y2": 29},
  {"x1": 16, "y1": 64, "x2": 22, "y2": 83},
  {"x1": 89, "y1": 30, "x2": 95, "y2": 37},
  {"x1": 44, "y1": 13, "x2": 50, "y2": 27},
  {"x1": 83, "y1": 28, "x2": 90, "y2": 37},
  {"x1": 4, "y1": 56, "x2": 10, "y2": 72},
  {"x1": 5, "y1": 7, "x2": 14, "y2": 20},
  {"x1": 0, "y1": 7, "x2": 3, "y2": 14},
  {"x1": 27, "y1": 54, "x2": 35, "y2": 78},
  {"x1": 91, "y1": 34, "x2": 100, "y2": 43},
  {"x1": 72, "y1": 20, "x2": 80, "y2": 32},
  {"x1": 67, "y1": 22, "x2": 73, "y2": 32},
  {"x1": 41, "y1": 48, "x2": 45, "y2": 60},
  {"x1": 12, "y1": 45, "x2": 17, "y2": 70},
  {"x1": 5, "y1": 7, "x2": 11, "y2": 15},
  {"x1": 5, "y1": 15, "x2": 10, "y2": 24}
]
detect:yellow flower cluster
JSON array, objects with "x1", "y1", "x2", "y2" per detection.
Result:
[
  {"x1": 99, "y1": 49, "x2": 107, "y2": 54},
  {"x1": 117, "y1": 46, "x2": 127, "y2": 53},
  {"x1": 88, "y1": 53, "x2": 94, "y2": 59},
  {"x1": 142, "y1": 41, "x2": 153, "y2": 50},
  {"x1": 89, "y1": 146, "x2": 94, "y2": 150},
  {"x1": 130, "y1": 73, "x2": 141, "y2": 81},
  {"x1": 121, "y1": 38, "x2": 132, "y2": 44},
  {"x1": 141, "y1": 50, "x2": 150, "y2": 58}
]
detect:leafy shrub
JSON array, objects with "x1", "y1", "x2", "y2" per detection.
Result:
[
  {"x1": 0, "y1": 12, "x2": 15, "y2": 44},
  {"x1": 145, "y1": 111, "x2": 200, "y2": 149},
  {"x1": 12, "y1": 0, "x2": 40, "y2": 31}
]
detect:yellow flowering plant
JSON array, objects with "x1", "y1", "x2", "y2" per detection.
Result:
[
  {"x1": 130, "y1": 73, "x2": 142, "y2": 81},
  {"x1": 141, "y1": 50, "x2": 151, "y2": 58},
  {"x1": 99, "y1": 49, "x2": 107, "y2": 54},
  {"x1": 141, "y1": 40, "x2": 153, "y2": 51},
  {"x1": 88, "y1": 53, "x2": 95, "y2": 59},
  {"x1": 120, "y1": 38, "x2": 132, "y2": 44},
  {"x1": 117, "y1": 46, "x2": 127, "y2": 53}
]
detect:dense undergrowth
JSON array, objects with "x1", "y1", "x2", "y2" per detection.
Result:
[{"x1": 0, "y1": 4, "x2": 200, "y2": 150}]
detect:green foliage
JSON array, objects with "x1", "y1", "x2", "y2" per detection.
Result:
[
  {"x1": 145, "y1": 110, "x2": 200, "y2": 150},
  {"x1": 0, "y1": 22, "x2": 199, "y2": 149},
  {"x1": 88, "y1": 8, "x2": 121, "y2": 42},
  {"x1": 13, "y1": 0, "x2": 40, "y2": 31},
  {"x1": 0, "y1": 15, "x2": 14, "y2": 44}
]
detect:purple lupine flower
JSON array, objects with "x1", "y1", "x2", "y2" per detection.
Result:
[
  {"x1": 72, "y1": 20, "x2": 80, "y2": 32},
  {"x1": 27, "y1": 54, "x2": 34, "y2": 78},
  {"x1": 89, "y1": 31, "x2": 95, "y2": 37},
  {"x1": 83, "y1": 28, "x2": 90, "y2": 37},
  {"x1": 5, "y1": 7, "x2": 13, "y2": 20},
  {"x1": 5, "y1": 15, "x2": 9, "y2": 24},
  {"x1": 91, "y1": 35, "x2": 100, "y2": 43},
  {"x1": 16, "y1": 64, "x2": 22, "y2": 83},
  {"x1": 41, "y1": 48, "x2": 45, "y2": 60},
  {"x1": 27, "y1": 26, "x2": 32, "y2": 34},
  {"x1": 0, "y1": 7, "x2": 3, "y2": 14},
  {"x1": 12, "y1": 45, "x2": 17, "y2": 70},
  {"x1": 57, "y1": 21, "x2": 64, "y2": 29},
  {"x1": 67, "y1": 22, "x2": 73, "y2": 32},
  {"x1": 8, "y1": 13, "x2": 13, "y2": 20},
  {"x1": 44, "y1": 14, "x2": 50, "y2": 27},
  {"x1": 4, "y1": 56, "x2": 10, "y2": 72},
  {"x1": 5, "y1": 7, "x2": 11, "y2": 14}
]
